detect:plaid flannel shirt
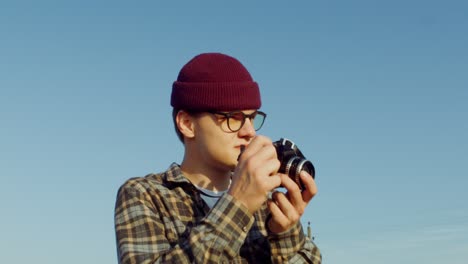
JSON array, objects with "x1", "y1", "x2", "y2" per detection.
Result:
[{"x1": 115, "y1": 163, "x2": 321, "y2": 263}]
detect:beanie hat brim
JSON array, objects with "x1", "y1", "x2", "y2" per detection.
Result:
[{"x1": 172, "y1": 81, "x2": 261, "y2": 111}]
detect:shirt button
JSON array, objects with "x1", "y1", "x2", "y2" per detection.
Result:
[{"x1": 242, "y1": 226, "x2": 247, "y2": 232}]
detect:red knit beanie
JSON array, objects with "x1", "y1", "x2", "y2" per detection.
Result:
[{"x1": 171, "y1": 53, "x2": 261, "y2": 111}]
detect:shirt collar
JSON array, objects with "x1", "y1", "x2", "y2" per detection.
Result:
[{"x1": 165, "y1": 162, "x2": 191, "y2": 184}]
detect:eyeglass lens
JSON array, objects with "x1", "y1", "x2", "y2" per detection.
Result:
[{"x1": 227, "y1": 111, "x2": 266, "y2": 132}]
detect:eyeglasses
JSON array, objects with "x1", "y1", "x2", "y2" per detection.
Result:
[{"x1": 209, "y1": 110, "x2": 267, "y2": 132}]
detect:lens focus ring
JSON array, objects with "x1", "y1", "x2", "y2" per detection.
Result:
[{"x1": 285, "y1": 156, "x2": 300, "y2": 177}]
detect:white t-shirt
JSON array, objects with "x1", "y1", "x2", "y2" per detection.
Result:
[{"x1": 195, "y1": 186, "x2": 227, "y2": 209}]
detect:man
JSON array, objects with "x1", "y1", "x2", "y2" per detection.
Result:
[{"x1": 114, "y1": 53, "x2": 321, "y2": 263}]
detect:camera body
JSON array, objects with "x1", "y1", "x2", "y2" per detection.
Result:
[{"x1": 272, "y1": 138, "x2": 315, "y2": 191}]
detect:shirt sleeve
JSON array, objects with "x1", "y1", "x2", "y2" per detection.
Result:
[
  {"x1": 114, "y1": 183, "x2": 255, "y2": 264},
  {"x1": 267, "y1": 219, "x2": 322, "y2": 264}
]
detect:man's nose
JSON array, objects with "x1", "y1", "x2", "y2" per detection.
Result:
[{"x1": 238, "y1": 118, "x2": 256, "y2": 137}]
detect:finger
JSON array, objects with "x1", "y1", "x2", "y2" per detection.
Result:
[
  {"x1": 300, "y1": 171, "x2": 318, "y2": 202},
  {"x1": 267, "y1": 199, "x2": 288, "y2": 224},
  {"x1": 271, "y1": 191, "x2": 300, "y2": 221},
  {"x1": 279, "y1": 173, "x2": 303, "y2": 206},
  {"x1": 266, "y1": 173, "x2": 282, "y2": 191},
  {"x1": 251, "y1": 150, "x2": 280, "y2": 176},
  {"x1": 242, "y1": 164, "x2": 281, "y2": 192},
  {"x1": 241, "y1": 139, "x2": 280, "y2": 177},
  {"x1": 238, "y1": 154, "x2": 281, "y2": 192},
  {"x1": 256, "y1": 158, "x2": 280, "y2": 174},
  {"x1": 240, "y1": 135, "x2": 273, "y2": 160},
  {"x1": 249, "y1": 143, "x2": 278, "y2": 167}
]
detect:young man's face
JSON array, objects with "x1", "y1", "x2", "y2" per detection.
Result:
[{"x1": 191, "y1": 109, "x2": 259, "y2": 171}]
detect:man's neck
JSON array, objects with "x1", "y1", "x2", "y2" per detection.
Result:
[{"x1": 180, "y1": 157, "x2": 232, "y2": 192}]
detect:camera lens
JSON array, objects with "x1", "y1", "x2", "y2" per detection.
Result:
[
  {"x1": 273, "y1": 138, "x2": 315, "y2": 191},
  {"x1": 285, "y1": 157, "x2": 315, "y2": 190}
]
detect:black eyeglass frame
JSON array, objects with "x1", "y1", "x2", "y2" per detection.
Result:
[{"x1": 209, "y1": 110, "x2": 267, "y2": 132}]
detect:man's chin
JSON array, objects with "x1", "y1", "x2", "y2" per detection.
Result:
[
  {"x1": 222, "y1": 155, "x2": 239, "y2": 171},
  {"x1": 227, "y1": 160, "x2": 238, "y2": 171},
  {"x1": 229, "y1": 165, "x2": 236, "y2": 172}
]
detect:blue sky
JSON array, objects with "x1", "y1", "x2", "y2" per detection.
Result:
[{"x1": 1, "y1": 1, "x2": 467, "y2": 263}]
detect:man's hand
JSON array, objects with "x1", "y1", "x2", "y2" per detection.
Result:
[
  {"x1": 228, "y1": 136, "x2": 282, "y2": 214},
  {"x1": 267, "y1": 171, "x2": 317, "y2": 233}
]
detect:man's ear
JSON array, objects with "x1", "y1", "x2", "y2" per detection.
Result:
[{"x1": 176, "y1": 110, "x2": 196, "y2": 140}]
